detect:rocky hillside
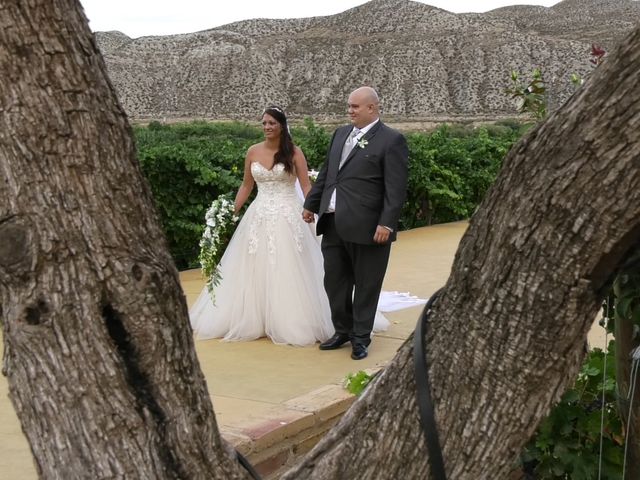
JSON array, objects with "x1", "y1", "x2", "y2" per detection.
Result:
[{"x1": 94, "y1": 0, "x2": 640, "y2": 122}]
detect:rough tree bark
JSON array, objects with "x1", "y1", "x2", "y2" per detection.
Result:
[
  {"x1": 281, "y1": 26, "x2": 640, "y2": 480},
  {"x1": 2, "y1": 1, "x2": 640, "y2": 480},
  {"x1": 0, "y1": 1, "x2": 245, "y2": 478}
]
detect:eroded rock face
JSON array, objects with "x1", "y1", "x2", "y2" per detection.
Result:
[{"x1": 95, "y1": 0, "x2": 640, "y2": 121}]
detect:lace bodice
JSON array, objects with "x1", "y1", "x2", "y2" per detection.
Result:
[
  {"x1": 248, "y1": 162, "x2": 304, "y2": 259},
  {"x1": 251, "y1": 162, "x2": 297, "y2": 200}
]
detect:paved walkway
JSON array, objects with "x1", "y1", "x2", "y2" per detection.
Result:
[{"x1": 0, "y1": 221, "x2": 606, "y2": 478}]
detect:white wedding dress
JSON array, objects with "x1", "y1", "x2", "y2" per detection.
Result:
[{"x1": 190, "y1": 161, "x2": 389, "y2": 346}]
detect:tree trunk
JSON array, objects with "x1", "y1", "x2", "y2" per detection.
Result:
[
  {"x1": 0, "y1": 1, "x2": 244, "y2": 478},
  {"x1": 2, "y1": 2, "x2": 640, "y2": 479},
  {"x1": 282, "y1": 26, "x2": 640, "y2": 479}
]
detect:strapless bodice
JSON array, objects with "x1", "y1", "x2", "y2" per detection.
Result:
[{"x1": 251, "y1": 162, "x2": 298, "y2": 203}]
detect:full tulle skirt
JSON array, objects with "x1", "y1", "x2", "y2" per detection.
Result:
[{"x1": 190, "y1": 199, "x2": 337, "y2": 346}]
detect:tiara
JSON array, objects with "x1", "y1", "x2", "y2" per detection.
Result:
[{"x1": 264, "y1": 106, "x2": 285, "y2": 115}]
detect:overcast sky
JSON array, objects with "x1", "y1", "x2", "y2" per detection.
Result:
[{"x1": 79, "y1": 0, "x2": 562, "y2": 38}]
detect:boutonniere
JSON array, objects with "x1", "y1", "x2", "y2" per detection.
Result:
[{"x1": 356, "y1": 138, "x2": 368, "y2": 149}]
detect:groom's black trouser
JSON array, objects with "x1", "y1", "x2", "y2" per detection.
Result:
[{"x1": 320, "y1": 214, "x2": 391, "y2": 346}]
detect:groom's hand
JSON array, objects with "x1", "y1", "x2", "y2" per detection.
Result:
[
  {"x1": 373, "y1": 225, "x2": 391, "y2": 244},
  {"x1": 302, "y1": 209, "x2": 315, "y2": 223}
]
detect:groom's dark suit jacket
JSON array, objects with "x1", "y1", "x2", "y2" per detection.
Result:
[{"x1": 304, "y1": 121, "x2": 408, "y2": 244}]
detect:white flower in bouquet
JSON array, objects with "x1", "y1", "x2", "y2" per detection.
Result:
[
  {"x1": 198, "y1": 193, "x2": 240, "y2": 302},
  {"x1": 308, "y1": 169, "x2": 319, "y2": 182}
]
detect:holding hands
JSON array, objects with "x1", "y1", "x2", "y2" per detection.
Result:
[{"x1": 302, "y1": 209, "x2": 315, "y2": 223}]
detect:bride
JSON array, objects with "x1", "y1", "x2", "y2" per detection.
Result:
[{"x1": 190, "y1": 106, "x2": 389, "y2": 346}]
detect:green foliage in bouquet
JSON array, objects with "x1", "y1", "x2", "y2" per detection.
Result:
[{"x1": 198, "y1": 193, "x2": 239, "y2": 299}]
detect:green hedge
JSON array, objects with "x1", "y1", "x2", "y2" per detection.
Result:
[
  {"x1": 134, "y1": 119, "x2": 528, "y2": 269},
  {"x1": 135, "y1": 121, "x2": 259, "y2": 268},
  {"x1": 402, "y1": 122, "x2": 528, "y2": 228}
]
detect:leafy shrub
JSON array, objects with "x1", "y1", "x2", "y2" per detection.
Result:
[
  {"x1": 401, "y1": 124, "x2": 522, "y2": 228},
  {"x1": 521, "y1": 341, "x2": 623, "y2": 479},
  {"x1": 291, "y1": 118, "x2": 332, "y2": 168},
  {"x1": 134, "y1": 121, "x2": 260, "y2": 268}
]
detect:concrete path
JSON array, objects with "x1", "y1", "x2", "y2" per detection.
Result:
[{"x1": 0, "y1": 221, "x2": 606, "y2": 478}]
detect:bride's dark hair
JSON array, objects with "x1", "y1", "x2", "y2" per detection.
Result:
[{"x1": 263, "y1": 106, "x2": 294, "y2": 174}]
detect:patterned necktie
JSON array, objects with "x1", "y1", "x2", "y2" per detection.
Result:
[{"x1": 339, "y1": 128, "x2": 360, "y2": 169}]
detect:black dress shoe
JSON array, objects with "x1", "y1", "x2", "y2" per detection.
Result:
[
  {"x1": 351, "y1": 343, "x2": 368, "y2": 360},
  {"x1": 319, "y1": 334, "x2": 351, "y2": 350}
]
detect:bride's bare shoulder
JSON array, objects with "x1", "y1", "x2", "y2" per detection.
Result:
[
  {"x1": 248, "y1": 142, "x2": 269, "y2": 158},
  {"x1": 249, "y1": 142, "x2": 266, "y2": 152},
  {"x1": 245, "y1": 142, "x2": 266, "y2": 161}
]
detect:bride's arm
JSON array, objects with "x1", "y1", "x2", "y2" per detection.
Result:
[
  {"x1": 234, "y1": 150, "x2": 255, "y2": 214},
  {"x1": 293, "y1": 146, "x2": 311, "y2": 198}
]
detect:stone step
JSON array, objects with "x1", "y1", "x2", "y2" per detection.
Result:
[
  {"x1": 232, "y1": 365, "x2": 381, "y2": 478},
  {"x1": 222, "y1": 382, "x2": 359, "y2": 478}
]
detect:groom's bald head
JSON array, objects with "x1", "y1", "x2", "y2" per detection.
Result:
[
  {"x1": 353, "y1": 86, "x2": 379, "y2": 104},
  {"x1": 348, "y1": 86, "x2": 380, "y2": 128}
]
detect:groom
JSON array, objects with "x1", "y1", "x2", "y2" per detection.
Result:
[{"x1": 303, "y1": 86, "x2": 408, "y2": 360}]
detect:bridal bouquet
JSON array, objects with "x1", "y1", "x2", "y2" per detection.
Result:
[{"x1": 198, "y1": 193, "x2": 240, "y2": 298}]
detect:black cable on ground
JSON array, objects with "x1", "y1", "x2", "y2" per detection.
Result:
[{"x1": 413, "y1": 287, "x2": 447, "y2": 480}]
